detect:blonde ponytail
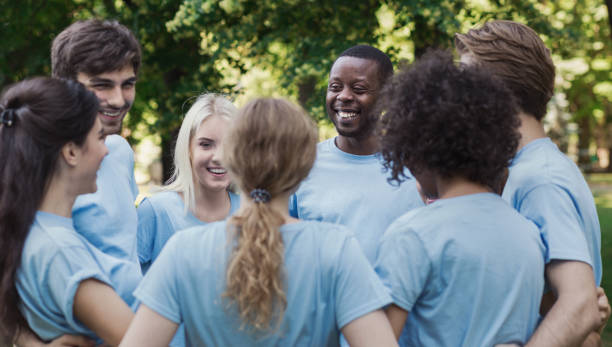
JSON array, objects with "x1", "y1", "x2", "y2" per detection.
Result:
[{"x1": 221, "y1": 98, "x2": 317, "y2": 331}]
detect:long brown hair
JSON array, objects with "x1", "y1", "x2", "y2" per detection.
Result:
[
  {"x1": 0, "y1": 78, "x2": 98, "y2": 344},
  {"x1": 221, "y1": 98, "x2": 317, "y2": 331}
]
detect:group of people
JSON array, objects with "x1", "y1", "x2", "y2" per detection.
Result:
[{"x1": 0, "y1": 16, "x2": 606, "y2": 347}]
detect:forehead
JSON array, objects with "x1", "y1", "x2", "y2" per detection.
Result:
[
  {"x1": 329, "y1": 56, "x2": 380, "y2": 85},
  {"x1": 77, "y1": 64, "x2": 136, "y2": 83},
  {"x1": 193, "y1": 115, "x2": 229, "y2": 139}
]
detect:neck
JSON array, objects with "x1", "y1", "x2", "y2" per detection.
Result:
[
  {"x1": 436, "y1": 176, "x2": 491, "y2": 200},
  {"x1": 335, "y1": 134, "x2": 378, "y2": 155},
  {"x1": 192, "y1": 184, "x2": 231, "y2": 222},
  {"x1": 517, "y1": 112, "x2": 547, "y2": 151},
  {"x1": 39, "y1": 173, "x2": 77, "y2": 218}
]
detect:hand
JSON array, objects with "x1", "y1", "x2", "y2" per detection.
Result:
[
  {"x1": 596, "y1": 287, "x2": 610, "y2": 334},
  {"x1": 44, "y1": 334, "x2": 95, "y2": 347}
]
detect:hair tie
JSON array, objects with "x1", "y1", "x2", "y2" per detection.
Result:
[
  {"x1": 250, "y1": 188, "x2": 271, "y2": 203},
  {"x1": 0, "y1": 108, "x2": 16, "y2": 127}
]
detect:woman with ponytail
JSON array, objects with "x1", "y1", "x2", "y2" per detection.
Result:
[
  {"x1": 0, "y1": 77, "x2": 141, "y2": 346},
  {"x1": 121, "y1": 98, "x2": 397, "y2": 346}
]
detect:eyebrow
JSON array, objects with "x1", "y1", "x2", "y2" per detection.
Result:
[
  {"x1": 197, "y1": 137, "x2": 214, "y2": 142},
  {"x1": 87, "y1": 76, "x2": 138, "y2": 84}
]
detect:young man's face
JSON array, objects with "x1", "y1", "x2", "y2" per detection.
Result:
[
  {"x1": 326, "y1": 56, "x2": 381, "y2": 139},
  {"x1": 77, "y1": 64, "x2": 136, "y2": 135}
]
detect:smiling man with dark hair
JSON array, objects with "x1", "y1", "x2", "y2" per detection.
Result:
[{"x1": 290, "y1": 45, "x2": 423, "y2": 265}]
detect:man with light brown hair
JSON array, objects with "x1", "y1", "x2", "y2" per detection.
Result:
[{"x1": 456, "y1": 20, "x2": 606, "y2": 346}]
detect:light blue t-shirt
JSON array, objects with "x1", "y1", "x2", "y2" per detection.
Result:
[
  {"x1": 135, "y1": 220, "x2": 391, "y2": 346},
  {"x1": 137, "y1": 190, "x2": 240, "y2": 272},
  {"x1": 290, "y1": 138, "x2": 424, "y2": 263},
  {"x1": 17, "y1": 211, "x2": 141, "y2": 342},
  {"x1": 73, "y1": 135, "x2": 139, "y2": 265},
  {"x1": 375, "y1": 193, "x2": 545, "y2": 346},
  {"x1": 502, "y1": 138, "x2": 602, "y2": 285}
]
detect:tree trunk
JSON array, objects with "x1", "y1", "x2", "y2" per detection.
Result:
[
  {"x1": 577, "y1": 115, "x2": 592, "y2": 172},
  {"x1": 161, "y1": 127, "x2": 180, "y2": 184}
]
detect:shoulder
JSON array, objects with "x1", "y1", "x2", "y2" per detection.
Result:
[
  {"x1": 146, "y1": 191, "x2": 181, "y2": 207},
  {"x1": 105, "y1": 135, "x2": 134, "y2": 161}
]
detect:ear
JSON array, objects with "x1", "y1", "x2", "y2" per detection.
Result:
[{"x1": 60, "y1": 141, "x2": 82, "y2": 167}]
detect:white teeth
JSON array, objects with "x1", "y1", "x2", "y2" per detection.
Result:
[
  {"x1": 338, "y1": 111, "x2": 358, "y2": 119},
  {"x1": 208, "y1": 168, "x2": 226, "y2": 174},
  {"x1": 101, "y1": 111, "x2": 121, "y2": 117}
]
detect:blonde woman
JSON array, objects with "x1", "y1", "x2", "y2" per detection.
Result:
[
  {"x1": 120, "y1": 98, "x2": 397, "y2": 347},
  {"x1": 137, "y1": 94, "x2": 239, "y2": 272}
]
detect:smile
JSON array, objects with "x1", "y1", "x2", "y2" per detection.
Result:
[
  {"x1": 207, "y1": 167, "x2": 227, "y2": 175},
  {"x1": 100, "y1": 110, "x2": 122, "y2": 118},
  {"x1": 337, "y1": 111, "x2": 359, "y2": 120}
]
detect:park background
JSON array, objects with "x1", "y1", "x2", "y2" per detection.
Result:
[{"x1": 2, "y1": 0, "x2": 612, "y2": 343}]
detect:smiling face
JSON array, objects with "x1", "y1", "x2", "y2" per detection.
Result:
[
  {"x1": 76, "y1": 64, "x2": 136, "y2": 135},
  {"x1": 190, "y1": 115, "x2": 231, "y2": 193},
  {"x1": 326, "y1": 56, "x2": 381, "y2": 139},
  {"x1": 79, "y1": 118, "x2": 109, "y2": 194}
]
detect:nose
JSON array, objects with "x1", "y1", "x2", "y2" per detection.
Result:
[
  {"x1": 106, "y1": 86, "x2": 126, "y2": 108},
  {"x1": 211, "y1": 146, "x2": 222, "y2": 164},
  {"x1": 337, "y1": 87, "x2": 353, "y2": 102}
]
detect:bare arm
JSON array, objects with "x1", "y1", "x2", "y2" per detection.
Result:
[
  {"x1": 73, "y1": 279, "x2": 134, "y2": 347},
  {"x1": 384, "y1": 304, "x2": 408, "y2": 340},
  {"x1": 119, "y1": 305, "x2": 178, "y2": 347},
  {"x1": 341, "y1": 309, "x2": 398, "y2": 347},
  {"x1": 15, "y1": 329, "x2": 95, "y2": 347},
  {"x1": 526, "y1": 260, "x2": 599, "y2": 347}
]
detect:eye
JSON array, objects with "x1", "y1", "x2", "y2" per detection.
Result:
[
  {"x1": 122, "y1": 82, "x2": 136, "y2": 90},
  {"x1": 352, "y1": 85, "x2": 368, "y2": 94},
  {"x1": 199, "y1": 141, "x2": 213, "y2": 149},
  {"x1": 91, "y1": 83, "x2": 112, "y2": 90},
  {"x1": 328, "y1": 83, "x2": 342, "y2": 92}
]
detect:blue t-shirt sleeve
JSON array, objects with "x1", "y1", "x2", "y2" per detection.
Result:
[
  {"x1": 375, "y1": 227, "x2": 431, "y2": 312},
  {"x1": 137, "y1": 197, "x2": 157, "y2": 265},
  {"x1": 46, "y1": 246, "x2": 113, "y2": 330},
  {"x1": 519, "y1": 184, "x2": 592, "y2": 268},
  {"x1": 332, "y1": 234, "x2": 392, "y2": 329},
  {"x1": 134, "y1": 234, "x2": 182, "y2": 324}
]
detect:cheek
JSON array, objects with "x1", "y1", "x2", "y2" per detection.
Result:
[{"x1": 123, "y1": 89, "x2": 136, "y2": 103}]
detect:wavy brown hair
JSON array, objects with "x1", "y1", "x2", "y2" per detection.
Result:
[
  {"x1": 221, "y1": 98, "x2": 317, "y2": 331},
  {"x1": 0, "y1": 77, "x2": 98, "y2": 344}
]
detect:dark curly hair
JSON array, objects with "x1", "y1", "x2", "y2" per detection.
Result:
[{"x1": 377, "y1": 50, "x2": 520, "y2": 190}]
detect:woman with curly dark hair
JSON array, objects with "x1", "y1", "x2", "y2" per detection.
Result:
[{"x1": 374, "y1": 50, "x2": 546, "y2": 346}]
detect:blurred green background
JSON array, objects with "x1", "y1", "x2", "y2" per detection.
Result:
[{"x1": 3, "y1": 0, "x2": 612, "y2": 342}]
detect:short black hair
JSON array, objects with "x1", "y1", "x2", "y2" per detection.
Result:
[
  {"x1": 377, "y1": 50, "x2": 520, "y2": 189},
  {"x1": 336, "y1": 45, "x2": 393, "y2": 85}
]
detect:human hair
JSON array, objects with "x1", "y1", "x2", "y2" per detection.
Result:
[
  {"x1": 337, "y1": 44, "x2": 394, "y2": 85},
  {"x1": 0, "y1": 77, "x2": 98, "y2": 343},
  {"x1": 51, "y1": 19, "x2": 142, "y2": 79},
  {"x1": 164, "y1": 94, "x2": 238, "y2": 213},
  {"x1": 221, "y1": 98, "x2": 318, "y2": 331},
  {"x1": 455, "y1": 20, "x2": 555, "y2": 121},
  {"x1": 377, "y1": 50, "x2": 520, "y2": 190}
]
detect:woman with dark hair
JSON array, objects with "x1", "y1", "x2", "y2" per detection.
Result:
[
  {"x1": 120, "y1": 98, "x2": 397, "y2": 347},
  {"x1": 375, "y1": 50, "x2": 545, "y2": 346},
  {"x1": 0, "y1": 77, "x2": 139, "y2": 346}
]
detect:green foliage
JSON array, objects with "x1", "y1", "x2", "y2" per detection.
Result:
[{"x1": 1, "y1": 0, "x2": 610, "y2": 176}]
